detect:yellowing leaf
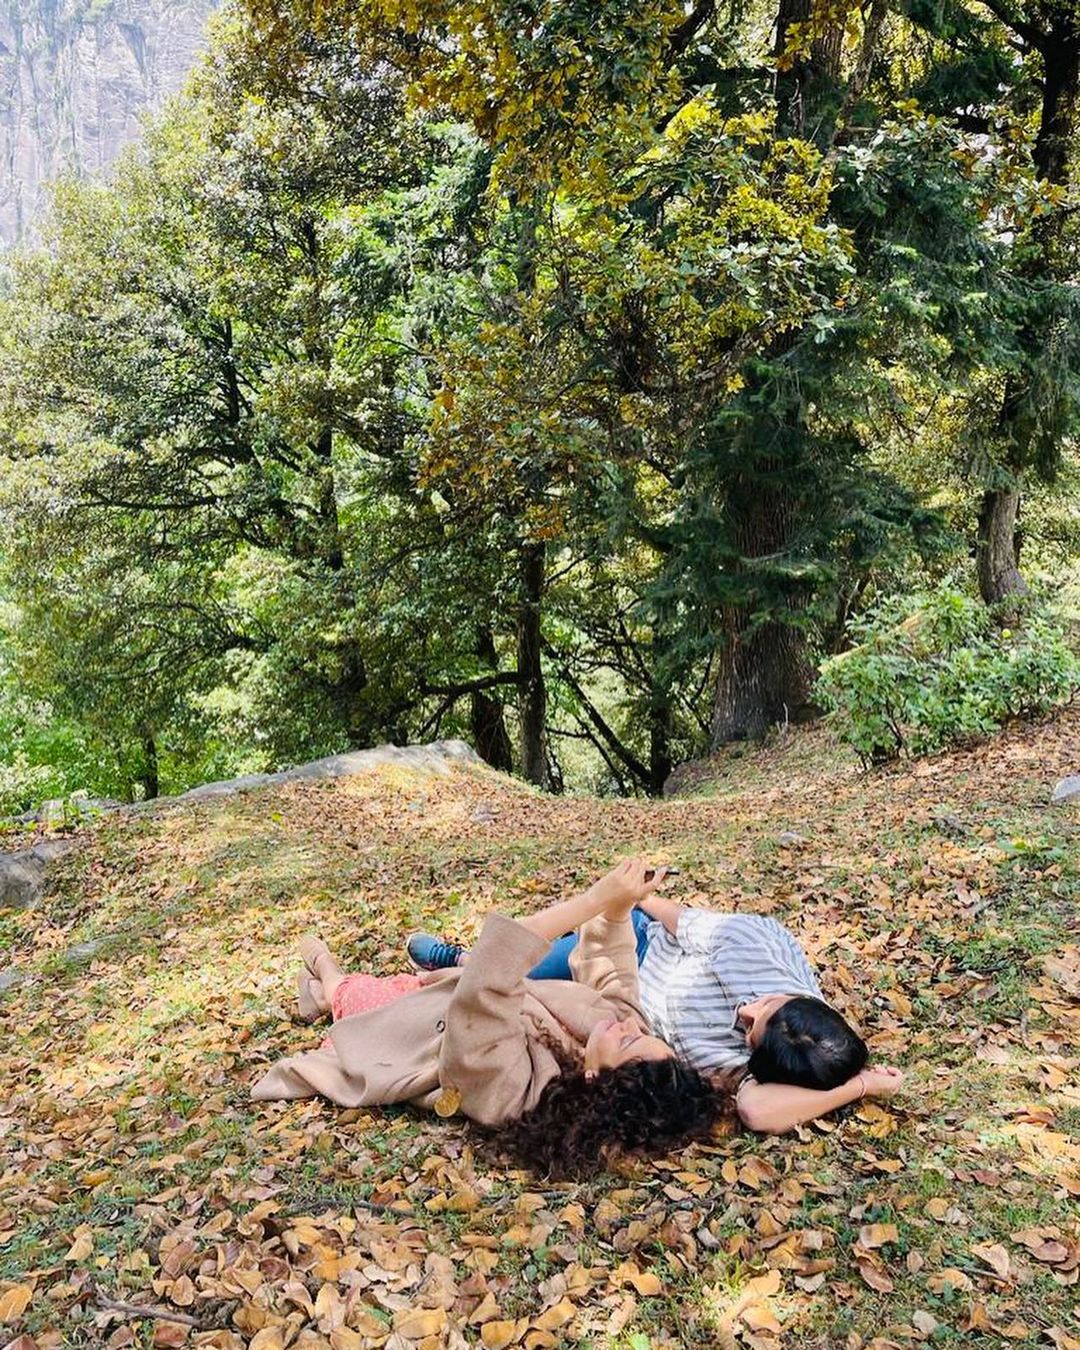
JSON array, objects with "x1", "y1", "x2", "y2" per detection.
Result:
[
  {"x1": 65, "y1": 1227, "x2": 93, "y2": 1262},
  {"x1": 971, "y1": 1242, "x2": 1011, "y2": 1280},
  {"x1": 480, "y1": 1319, "x2": 521, "y2": 1350},
  {"x1": 0, "y1": 1284, "x2": 33, "y2": 1322},
  {"x1": 743, "y1": 1270, "x2": 782, "y2": 1298},
  {"x1": 533, "y1": 1299, "x2": 575, "y2": 1331},
  {"x1": 393, "y1": 1308, "x2": 448, "y2": 1340},
  {"x1": 858, "y1": 1223, "x2": 899, "y2": 1249}
]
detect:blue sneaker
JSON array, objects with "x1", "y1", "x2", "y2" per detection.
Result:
[{"x1": 407, "y1": 932, "x2": 465, "y2": 971}]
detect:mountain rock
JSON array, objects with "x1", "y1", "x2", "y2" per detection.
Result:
[{"x1": 0, "y1": 0, "x2": 218, "y2": 244}]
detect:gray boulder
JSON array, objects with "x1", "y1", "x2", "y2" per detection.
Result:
[
  {"x1": 0, "y1": 838, "x2": 78, "y2": 909},
  {"x1": 38, "y1": 794, "x2": 124, "y2": 826},
  {"x1": 149, "y1": 739, "x2": 482, "y2": 807},
  {"x1": 0, "y1": 852, "x2": 45, "y2": 908},
  {"x1": 1051, "y1": 776, "x2": 1080, "y2": 805}
]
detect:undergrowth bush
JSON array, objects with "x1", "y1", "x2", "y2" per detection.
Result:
[{"x1": 818, "y1": 585, "x2": 1080, "y2": 764}]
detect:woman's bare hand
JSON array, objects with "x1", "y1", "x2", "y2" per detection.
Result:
[
  {"x1": 860, "y1": 1065, "x2": 904, "y2": 1099},
  {"x1": 587, "y1": 858, "x2": 668, "y2": 920}
]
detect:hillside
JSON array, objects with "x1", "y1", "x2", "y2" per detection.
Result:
[
  {"x1": 0, "y1": 0, "x2": 217, "y2": 243},
  {"x1": 1, "y1": 712, "x2": 1079, "y2": 1348}
]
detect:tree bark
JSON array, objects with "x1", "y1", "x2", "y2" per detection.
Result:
[
  {"x1": 712, "y1": 617, "x2": 815, "y2": 742},
  {"x1": 517, "y1": 541, "x2": 551, "y2": 789},
  {"x1": 773, "y1": 0, "x2": 844, "y2": 141},
  {"x1": 137, "y1": 733, "x2": 159, "y2": 800},
  {"x1": 648, "y1": 692, "x2": 673, "y2": 796},
  {"x1": 976, "y1": 487, "x2": 1029, "y2": 605},
  {"x1": 470, "y1": 627, "x2": 514, "y2": 771}
]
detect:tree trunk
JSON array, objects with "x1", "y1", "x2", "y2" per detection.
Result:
[
  {"x1": 976, "y1": 487, "x2": 1029, "y2": 605},
  {"x1": 712, "y1": 616, "x2": 815, "y2": 742},
  {"x1": 647, "y1": 693, "x2": 673, "y2": 796},
  {"x1": 312, "y1": 424, "x2": 372, "y2": 742},
  {"x1": 705, "y1": 0, "x2": 843, "y2": 748},
  {"x1": 517, "y1": 541, "x2": 551, "y2": 789},
  {"x1": 137, "y1": 733, "x2": 159, "y2": 800},
  {"x1": 773, "y1": 0, "x2": 844, "y2": 140},
  {"x1": 471, "y1": 627, "x2": 514, "y2": 771}
]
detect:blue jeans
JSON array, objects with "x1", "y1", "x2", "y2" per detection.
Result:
[{"x1": 527, "y1": 907, "x2": 653, "y2": 979}]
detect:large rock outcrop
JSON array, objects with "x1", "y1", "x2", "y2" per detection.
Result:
[{"x1": 0, "y1": 0, "x2": 218, "y2": 244}]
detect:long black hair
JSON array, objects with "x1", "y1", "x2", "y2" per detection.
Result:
[
  {"x1": 747, "y1": 996, "x2": 868, "y2": 1090},
  {"x1": 492, "y1": 1057, "x2": 732, "y2": 1179}
]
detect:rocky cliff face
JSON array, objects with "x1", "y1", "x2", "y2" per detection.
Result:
[{"x1": 0, "y1": 0, "x2": 218, "y2": 245}]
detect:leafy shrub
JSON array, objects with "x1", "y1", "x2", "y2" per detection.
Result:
[
  {"x1": 0, "y1": 754, "x2": 65, "y2": 817},
  {"x1": 818, "y1": 585, "x2": 1080, "y2": 764}
]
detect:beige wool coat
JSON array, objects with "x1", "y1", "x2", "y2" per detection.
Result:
[{"x1": 251, "y1": 912, "x2": 645, "y2": 1127}]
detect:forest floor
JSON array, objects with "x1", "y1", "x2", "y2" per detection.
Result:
[{"x1": 2, "y1": 712, "x2": 1079, "y2": 1350}]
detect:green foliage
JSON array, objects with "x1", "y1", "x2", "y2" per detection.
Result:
[
  {"x1": 2, "y1": 0, "x2": 1080, "y2": 796},
  {"x1": 818, "y1": 585, "x2": 1080, "y2": 764}
]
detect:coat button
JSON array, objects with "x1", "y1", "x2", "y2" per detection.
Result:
[{"x1": 435, "y1": 1019, "x2": 446, "y2": 1032}]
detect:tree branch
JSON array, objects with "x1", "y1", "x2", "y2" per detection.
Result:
[
  {"x1": 544, "y1": 644, "x2": 651, "y2": 788},
  {"x1": 974, "y1": 0, "x2": 1043, "y2": 50}
]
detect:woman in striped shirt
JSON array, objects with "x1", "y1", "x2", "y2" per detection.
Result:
[{"x1": 408, "y1": 871, "x2": 904, "y2": 1134}]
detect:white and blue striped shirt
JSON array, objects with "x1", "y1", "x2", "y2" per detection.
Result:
[{"x1": 637, "y1": 909, "x2": 822, "y2": 1073}]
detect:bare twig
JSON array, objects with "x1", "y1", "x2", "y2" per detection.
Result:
[{"x1": 94, "y1": 1289, "x2": 203, "y2": 1328}]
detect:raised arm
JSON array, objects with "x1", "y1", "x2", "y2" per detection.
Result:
[
  {"x1": 569, "y1": 912, "x2": 641, "y2": 1014},
  {"x1": 440, "y1": 860, "x2": 668, "y2": 1125},
  {"x1": 636, "y1": 892, "x2": 686, "y2": 935},
  {"x1": 517, "y1": 858, "x2": 668, "y2": 943},
  {"x1": 439, "y1": 913, "x2": 553, "y2": 1125},
  {"x1": 737, "y1": 1066, "x2": 904, "y2": 1134}
]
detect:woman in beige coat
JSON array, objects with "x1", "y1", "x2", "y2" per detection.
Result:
[{"x1": 252, "y1": 860, "x2": 730, "y2": 1176}]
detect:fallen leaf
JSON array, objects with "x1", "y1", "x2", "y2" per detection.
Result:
[
  {"x1": 858, "y1": 1223, "x2": 899, "y2": 1249},
  {"x1": 480, "y1": 1320, "x2": 521, "y2": 1350},
  {"x1": 65, "y1": 1228, "x2": 93, "y2": 1263},
  {"x1": 995, "y1": 1320, "x2": 1031, "y2": 1340},
  {"x1": 1045, "y1": 1328, "x2": 1080, "y2": 1350},
  {"x1": 532, "y1": 1300, "x2": 575, "y2": 1332},
  {"x1": 0, "y1": 1287, "x2": 33, "y2": 1323},
  {"x1": 1032, "y1": 1241, "x2": 1070, "y2": 1264},
  {"x1": 393, "y1": 1308, "x2": 448, "y2": 1340},
  {"x1": 926, "y1": 1268, "x2": 972, "y2": 1294},
  {"x1": 151, "y1": 1323, "x2": 188, "y2": 1348},
  {"x1": 744, "y1": 1270, "x2": 782, "y2": 1298},
  {"x1": 857, "y1": 1261, "x2": 894, "y2": 1293},
  {"x1": 247, "y1": 1331, "x2": 284, "y2": 1350},
  {"x1": 971, "y1": 1243, "x2": 1011, "y2": 1280},
  {"x1": 740, "y1": 1303, "x2": 782, "y2": 1334}
]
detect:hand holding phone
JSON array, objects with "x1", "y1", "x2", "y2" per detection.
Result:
[{"x1": 643, "y1": 866, "x2": 680, "y2": 882}]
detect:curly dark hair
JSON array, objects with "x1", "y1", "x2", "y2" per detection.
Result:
[
  {"x1": 491, "y1": 1057, "x2": 733, "y2": 1179},
  {"x1": 747, "y1": 996, "x2": 868, "y2": 1090}
]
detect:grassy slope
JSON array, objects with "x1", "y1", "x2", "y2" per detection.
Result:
[{"x1": 1, "y1": 713, "x2": 1079, "y2": 1350}]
